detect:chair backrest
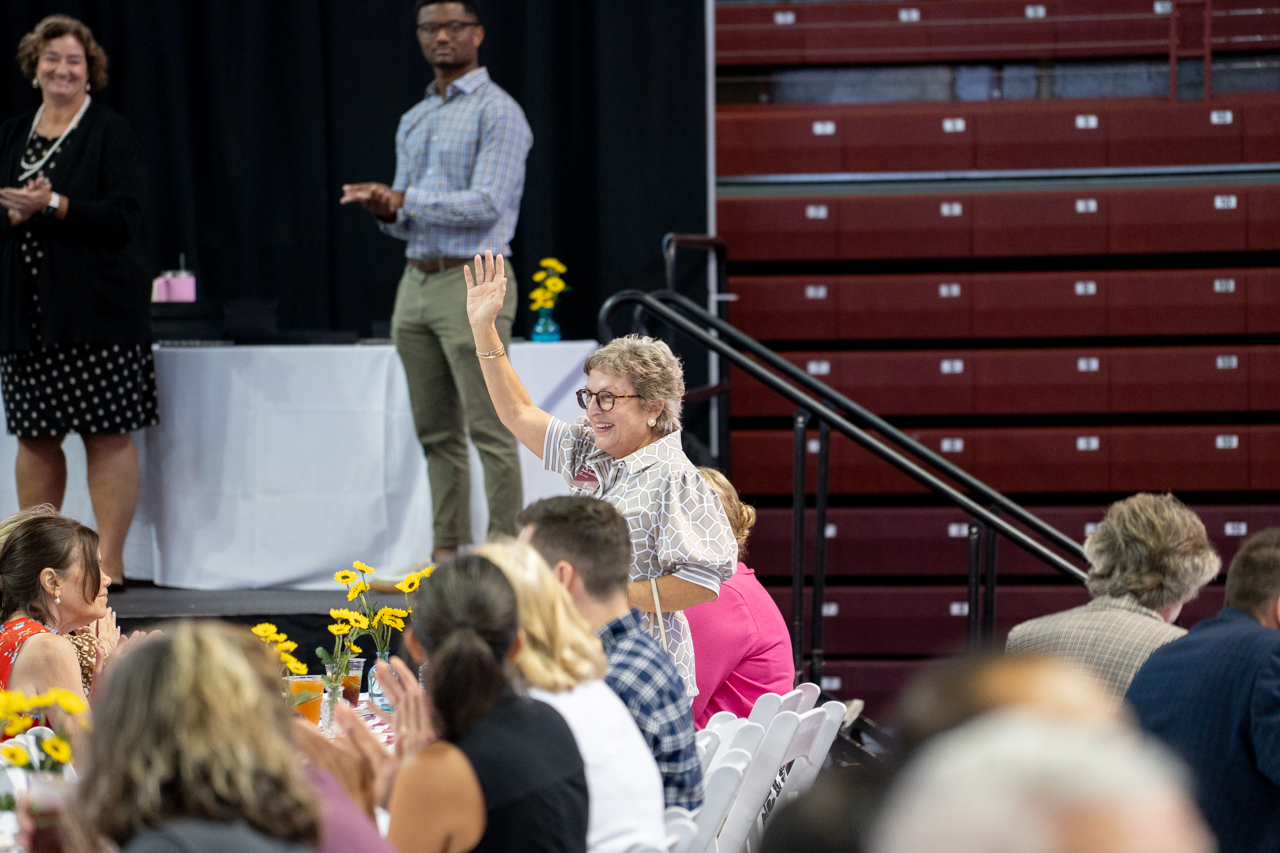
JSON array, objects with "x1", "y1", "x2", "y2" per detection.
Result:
[
  {"x1": 778, "y1": 688, "x2": 805, "y2": 714},
  {"x1": 747, "y1": 692, "x2": 783, "y2": 726},
  {"x1": 665, "y1": 815, "x2": 700, "y2": 853},
  {"x1": 695, "y1": 728, "x2": 721, "y2": 774},
  {"x1": 772, "y1": 701, "x2": 849, "y2": 807},
  {"x1": 625, "y1": 845, "x2": 665, "y2": 853},
  {"x1": 705, "y1": 719, "x2": 765, "y2": 773},
  {"x1": 706, "y1": 710, "x2": 738, "y2": 732},
  {"x1": 794, "y1": 682, "x2": 821, "y2": 713},
  {"x1": 780, "y1": 706, "x2": 828, "y2": 767},
  {"x1": 688, "y1": 747, "x2": 752, "y2": 853},
  {"x1": 717, "y1": 711, "x2": 803, "y2": 853}
]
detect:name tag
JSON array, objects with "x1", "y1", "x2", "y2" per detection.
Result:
[{"x1": 570, "y1": 466, "x2": 600, "y2": 490}]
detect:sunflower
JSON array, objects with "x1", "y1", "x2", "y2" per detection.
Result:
[
  {"x1": 347, "y1": 613, "x2": 370, "y2": 630},
  {"x1": 3, "y1": 716, "x2": 33, "y2": 737},
  {"x1": 349, "y1": 643, "x2": 363, "y2": 654},
  {"x1": 41, "y1": 736, "x2": 70, "y2": 764},
  {"x1": 327, "y1": 623, "x2": 352, "y2": 636},
  {"x1": 347, "y1": 581, "x2": 370, "y2": 601},
  {"x1": 44, "y1": 687, "x2": 86, "y2": 716},
  {"x1": 251, "y1": 623, "x2": 278, "y2": 638},
  {"x1": 275, "y1": 640, "x2": 298, "y2": 654},
  {"x1": 330, "y1": 608, "x2": 360, "y2": 622},
  {"x1": 0, "y1": 743, "x2": 28, "y2": 767},
  {"x1": 334, "y1": 570, "x2": 358, "y2": 585},
  {"x1": 353, "y1": 560, "x2": 376, "y2": 575},
  {"x1": 540, "y1": 257, "x2": 568, "y2": 274},
  {"x1": 285, "y1": 658, "x2": 308, "y2": 676},
  {"x1": 532, "y1": 270, "x2": 548, "y2": 282},
  {"x1": 544, "y1": 277, "x2": 566, "y2": 294},
  {"x1": 395, "y1": 576, "x2": 420, "y2": 594}
]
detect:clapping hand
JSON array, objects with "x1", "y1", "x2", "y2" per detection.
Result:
[
  {"x1": 369, "y1": 655, "x2": 437, "y2": 761},
  {"x1": 339, "y1": 182, "x2": 404, "y2": 221},
  {"x1": 464, "y1": 251, "x2": 507, "y2": 331},
  {"x1": 0, "y1": 176, "x2": 51, "y2": 226}
]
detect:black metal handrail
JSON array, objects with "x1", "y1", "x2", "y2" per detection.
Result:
[{"x1": 646, "y1": 289, "x2": 1089, "y2": 564}]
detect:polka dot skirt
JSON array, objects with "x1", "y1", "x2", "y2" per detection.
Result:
[{"x1": 0, "y1": 135, "x2": 159, "y2": 438}]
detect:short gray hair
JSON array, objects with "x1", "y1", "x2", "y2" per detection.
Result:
[
  {"x1": 872, "y1": 712, "x2": 1203, "y2": 853},
  {"x1": 583, "y1": 335, "x2": 684, "y2": 434},
  {"x1": 1084, "y1": 493, "x2": 1220, "y2": 610}
]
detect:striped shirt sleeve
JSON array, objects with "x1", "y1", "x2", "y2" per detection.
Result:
[{"x1": 658, "y1": 469, "x2": 738, "y2": 593}]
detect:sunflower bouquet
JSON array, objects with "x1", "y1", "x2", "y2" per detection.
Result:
[
  {"x1": 529, "y1": 257, "x2": 568, "y2": 312},
  {"x1": 252, "y1": 623, "x2": 317, "y2": 710},
  {"x1": 0, "y1": 687, "x2": 85, "y2": 780},
  {"x1": 334, "y1": 561, "x2": 431, "y2": 656}
]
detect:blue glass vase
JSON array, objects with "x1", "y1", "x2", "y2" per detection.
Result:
[
  {"x1": 367, "y1": 651, "x2": 392, "y2": 712},
  {"x1": 531, "y1": 307, "x2": 561, "y2": 342}
]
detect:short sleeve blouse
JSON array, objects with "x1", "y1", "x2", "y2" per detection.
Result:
[{"x1": 544, "y1": 416, "x2": 737, "y2": 695}]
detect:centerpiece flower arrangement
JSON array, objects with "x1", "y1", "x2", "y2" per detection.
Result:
[
  {"x1": 0, "y1": 688, "x2": 87, "y2": 812},
  {"x1": 252, "y1": 623, "x2": 317, "y2": 712},
  {"x1": 529, "y1": 257, "x2": 568, "y2": 342}
]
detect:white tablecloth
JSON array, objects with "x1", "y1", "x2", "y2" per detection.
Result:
[{"x1": 0, "y1": 340, "x2": 596, "y2": 590}]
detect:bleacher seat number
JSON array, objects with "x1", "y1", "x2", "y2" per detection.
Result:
[
  {"x1": 1216, "y1": 434, "x2": 1240, "y2": 449},
  {"x1": 1214, "y1": 195, "x2": 1238, "y2": 210},
  {"x1": 1075, "y1": 114, "x2": 1099, "y2": 130},
  {"x1": 806, "y1": 359, "x2": 832, "y2": 376},
  {"x1": 1216, "y1": 355, "x2": 1239, "y2": 370},
  {"x1": 899, "y1": 8, "x2": 921, "y2": 22},
  {"x1": 1214, "y1": 278, "x2": 1236, "y2": 293},
  {"x1": 773, "y1": 11, "x2": 796, "y2": 25},
  {"x1": 1074, "y1": 280, "x2": 1097, "y2": 295},
  {"x1": 938, "y1": 282, "x2": 961, "y2": 298},
  {"x1": 947, "y1": 523, "x2": 969, "y2": 538},
  {"x1": 1075, "y1": 198, "x2": 1098, "y2": 214},
  {"x1": 940, "y1": 359, "x2": 964, "y2": 375},
  {"x1": 1226, "y1": 522, "x2": 1249, "y2": 536},
  {"x1": 940, "y1": 437, "x2": 965, "y2": 452},
  {"x1": 805, "y1": 204, "x2": 829, "y2": 220},
  {"x1": 825, "y1": 523, "x2": 838, "y2": 539},
  {"x1": 950, "y1": 602, "x2": 970, "y2": 616},
  {"x1": 1077, "y1": 357, "x2": 1100, "y2": 373},
  {"x1": 1210, "y1": 110, "x2": 1234, "y2": 125},
  {"x1": 1085, "y1": 522, "x2": 1100, "y2": 536},
  {"x1": 807, "y1": 438, "x2": 821, "y2": 454},
  {"x1": 811, "y1": 121, "x2": 836, "y2": 136},
  {"x1": 1025, "y1": 4, "x2": 1047, "y2": 18},
  {"x1": 940, "y1": 202, "x2": 963, "y2": 217},
  {"x1": 1153, "y1": 1, "x2": 1172, "y2": 14},
  {"x1": 820, "y1": 676, "x2": 842, "y2": 691},
  {"x1": 942, "y1": 118, "x2": 966, "y2": 133},
  {"x1": 822, "y1": 602, "x2": 839, "y2": 617},
  {"x1": 1076, "y1": 436, "x2": 1100, "y2": 451},
  {"x1": 804, "y1": 284, "x2": 828, "y2": 300}
]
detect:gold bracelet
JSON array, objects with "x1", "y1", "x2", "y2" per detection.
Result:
[{"x1": 476, "y1": 345, "x2": 506, "y2": 359}]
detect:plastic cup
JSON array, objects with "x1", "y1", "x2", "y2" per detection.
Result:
[
  {"x1": 286, "y1": 675, "x2": 323, "y2": 725},
  {"x1": 343, "y1": 658, "x2": 366, "y2": 705}
]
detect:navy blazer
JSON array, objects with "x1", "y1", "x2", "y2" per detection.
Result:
[{"x1": 1126, "y1": 607, "x2": 1280, "y2": 853}]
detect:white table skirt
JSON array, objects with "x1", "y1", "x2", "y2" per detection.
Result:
[{"x1": 0, "y1": 340, "x2": 596, "y2": 590}]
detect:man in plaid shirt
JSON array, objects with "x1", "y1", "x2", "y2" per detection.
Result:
[
  {"x1": 518, "y1": 496, "x2": 705, "y2": 809},
  {"x1": 342, "y1": 0, "x2": 532, "y2": 565}
]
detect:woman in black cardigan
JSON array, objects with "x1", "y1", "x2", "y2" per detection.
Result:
[{"x1": 0, "y1": 15, "x2": 156, "y2": 589}]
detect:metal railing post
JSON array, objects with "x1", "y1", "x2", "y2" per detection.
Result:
[
  {"x1": 968, "y1": 523, "x2": 982, "y2": 648},
  {"x1": 982, "y1": 512, "x2": 999, "y2": 645},
  {"x1": 790, "y1": 409, "x2": 810, "y2": 683},
  {"x1": 811, "y1": 419, "x2": 831, "y2": 687}
]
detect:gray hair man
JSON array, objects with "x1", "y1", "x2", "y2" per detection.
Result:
[
  {"x1": 871, "y1": 712, "x2": 1212, "y2": 853},
  {"x1": 1006, "y1": 493, "x2": 1220, "y2": 704}
]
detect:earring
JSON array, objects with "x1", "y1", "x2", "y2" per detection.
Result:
[
  {"x1": 85, "y1": 82, "x2": 90, "y2": 92},
  {"x1": 31, "y1": 78, "x2": 39, "y2": 89},
  {"x1": 55, "y1": 596, "x2": 60, "y2": 604},
  {"x1": 647, "y1": 417, "x2": 657, "y2": 428}
]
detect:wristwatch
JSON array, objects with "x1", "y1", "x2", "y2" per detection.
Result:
[{"x1": 44, "y1": 191, "x2": 61, "y2": 217}]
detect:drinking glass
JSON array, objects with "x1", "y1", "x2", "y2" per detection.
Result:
[
  {"x1": 286, "y1": 675, "x2": 324, "y2": 725},
  {"x1": 343, "y1": 658, "x2": 366, "y2": 705}
]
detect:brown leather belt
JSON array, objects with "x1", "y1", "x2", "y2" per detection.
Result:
[{"x1": 409, "y1": 256, "x2": 470, "y2": 274}]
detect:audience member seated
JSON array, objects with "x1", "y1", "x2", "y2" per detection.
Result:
[
  {"x1": 517, "y1": 495, "x2": 704, "y2": 809},
  {"x1": 318, "y1": 555, "x2": 589, "y2": 853},
  {"x1": 480, "y1": 539, "x2": 665, "y2": 853},
  {"x1": 891, "y1": 652, "x2": 1118, "y2": 764},
  {"x1": 0, "y1": 506, "x2": 127, "y2": 727},
  {"x1": 684, "y1": 467, "x2": 793, "y2": 728},
  {"x1": 1126, "y1": 527, "x2": 1280, "y2": 853},
  {"x1": 67, "y1": 621, "x2": 320, "y2": 853},
  {"x1": 871, "y1": 712, "x2": 1212, "y2": 853},
  {"x1": 1007, "y1": 493, "x2": 1219, "y2": 704}
]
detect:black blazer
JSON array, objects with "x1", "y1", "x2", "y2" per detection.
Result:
[{"x1": 0, "y1": 100, "x2": 151, "y2": 353}]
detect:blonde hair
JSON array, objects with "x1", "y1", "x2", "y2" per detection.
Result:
[
  {"x1": 699, "y1": 467, "x2": 753, "y2": 559},
  {"x1": 583, "y1": 335, "x2": 685, "y2": 434},
  {"x1": 478, "y1": 540, "x2": 607, "y2": 692},
  {"x1": 70, "y1": 621, "x2": 321, "y2": 848},
  {"x1": 1084, "y1": 493, "x2": 1220, "y2": 610}
]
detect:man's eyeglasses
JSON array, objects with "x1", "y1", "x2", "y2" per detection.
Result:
[
  {"x1": 576, "y1": 389, "x2": 639, "y2": 412},
  {"x1": 417, "y1": 20, "x2": 478, "y2": 39}
]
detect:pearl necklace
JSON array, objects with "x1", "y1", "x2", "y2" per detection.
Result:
[{"x1": 18, "y1": 94, "x2": 91, "y2": 181}]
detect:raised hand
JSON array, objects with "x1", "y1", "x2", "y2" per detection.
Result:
[
  {"x1": 464, "y1": 250, "x2": 506, "y2": 331},
  {"x1": 369, "y1": 655, "x2": 437, "y2": 761}
]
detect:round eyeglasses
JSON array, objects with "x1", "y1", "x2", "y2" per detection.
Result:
[
  {"x1": 576, "y1": 389, "x2": 639, "y2": 412},
  {"x1": 417, "y1": 20, "x2": 478, "y2": 39}
]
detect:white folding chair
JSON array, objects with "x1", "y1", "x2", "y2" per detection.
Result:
[
  {"x1": 665, "y1": 814, "x2": 699, "y2": 853},
  {"x1": 715, "y1": 711, "x2": 802, "y2": 853},
  {"x1": 794, "y1": 682, "x2": 821, "y2": 713},
  {"x1": 626, "y1": 844, "x2": 665, "y2": 853},
  {"x1": 687, "y1": 747, "x2": 752, "y2": 853},
  {"x1": 746, "y1": 692, "x2": 783, "y2": 726},
  {"x1": 705, "y1": 710, "x2": 738, "y2": 732},
  {"x1": 775, "y1": 701, "x2": 847, "y2": 801},
  {"x1": 695, "y1": 728, "x2": 720, "y2": 774},
  {"x1": 704, "y1": 719, "x2": 764, "y2": 772}
]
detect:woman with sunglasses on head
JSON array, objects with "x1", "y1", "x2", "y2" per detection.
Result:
[{"x1": 466, "y1": 252, "x2": 736, "y2": 696}]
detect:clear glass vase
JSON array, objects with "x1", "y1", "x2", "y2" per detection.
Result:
[
  {"x1": 531, "y1": 307, "x2": 561, "y2": 342},
  {"x1": 320, "y1": 664, "x2": 343, "y2": 738},
  {"x1": 367, "y1": 651, "x2": 392, "y2": 712}
]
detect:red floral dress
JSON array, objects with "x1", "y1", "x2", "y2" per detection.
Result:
[{"x1": 0, "y1": 618, "x2": 51, "y2": 689}]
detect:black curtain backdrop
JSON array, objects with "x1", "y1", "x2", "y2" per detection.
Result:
[{"x1": 0, "y1": 1, "x2": 707, "y2": 340}]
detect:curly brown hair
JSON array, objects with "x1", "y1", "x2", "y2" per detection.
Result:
[{"x1": 16, "y1": 15, "x2": 108, "y2": 91}]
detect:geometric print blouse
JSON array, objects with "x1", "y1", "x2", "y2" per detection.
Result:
[{"x1": 544, "y1": 416, "x2": 738, "y2": 696}]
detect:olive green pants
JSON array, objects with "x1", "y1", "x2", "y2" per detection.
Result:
[{"x1": 390, "y1": 262, "x2": 521, "y2": 547}]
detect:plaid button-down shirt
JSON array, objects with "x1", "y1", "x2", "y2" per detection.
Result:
[
  {"x1": 599, "y1": 609, "x2": 704, "y2": 810},
  {"x1": 379, "y1": 67, "x2": 532, "y2": 259},
  {"x1": 1006, "y1": 593, "x2": 1187, "y2": 706}
]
